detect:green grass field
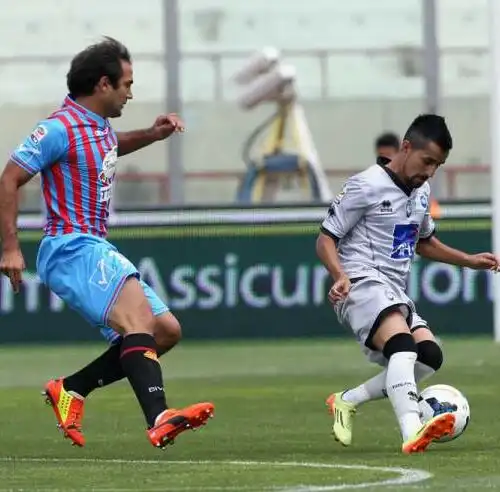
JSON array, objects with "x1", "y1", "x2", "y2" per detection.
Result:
[{"x1": 0, "y1": 337, "x2": 499, "y2": 491}]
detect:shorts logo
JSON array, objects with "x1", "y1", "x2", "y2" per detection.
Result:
[
  {"x1": 89, "y1": 258, "x2": 117, "y2": 291},
  {"x1": 385, "y1": 289, "x2": 396, "y2": 301},
  {"x1": 391, "y1": 223, "x2": 419, "y2": 259}
]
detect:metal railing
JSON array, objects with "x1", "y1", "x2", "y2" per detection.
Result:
[{"x1": 0, "y1": 46, "x2": 489, "y2": 100}]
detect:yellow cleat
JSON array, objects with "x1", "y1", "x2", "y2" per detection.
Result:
[
  {"x1": 402, "y1": 412, "x2": 455, "y2": 454},
  {"x1": 326, "y1": 392, "x2": 356, "y2": 446}
]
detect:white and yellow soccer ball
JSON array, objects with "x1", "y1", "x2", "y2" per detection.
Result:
[{"x1": 418, "y1": 384, "x2": 470, "y2": 442}]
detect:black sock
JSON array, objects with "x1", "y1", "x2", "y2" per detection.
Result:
[
  {"x1": 63, "y1": 340, "x2": 170, "y2": 398},
  {"x1": 120, "y1": 333, "x2": 167, "y2": 428},
  {"x1": 64, "y1": 342, "x2": 125, "y2": 398}
]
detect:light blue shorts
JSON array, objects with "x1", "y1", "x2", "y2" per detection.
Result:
[{"x1": 36, "y1": 233, "x2": 169, "y2": 344}]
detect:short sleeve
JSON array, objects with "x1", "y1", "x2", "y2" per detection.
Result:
[
  {"x1": 10, "y1": 119, "x2": 68, "y2": 175},
  {"x1": 321, "y1": 176, "x2": 373, "y2": 240},
  {"x1": 419, "y1": 207, "x2": 436, "y2": 239}
]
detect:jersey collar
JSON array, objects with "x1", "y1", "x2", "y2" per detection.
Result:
[
  {"x1": 62, "y1": 95, "x2": 108, "y2": 126},
  {"x1": 377, "y1": 160, "x2": 413, "y2": 196}
]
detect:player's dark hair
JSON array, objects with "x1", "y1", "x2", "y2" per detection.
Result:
[
  {"x1": 403, "y1": 114, "x2": 453, "y2": 152},
  {"x1": 67, "y1": 36, "x2": 132, "y2": 97},
  {"x1": 375, "y1": 132, "x2": 400, "y2": 150}
]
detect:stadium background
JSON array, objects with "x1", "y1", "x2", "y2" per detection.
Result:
[
  {"x1": 0, "y1": 0, "x2": 493, "y2": 343},
  {"x1": 1, "y1": 3, "x2": 499, "y2": 491}
]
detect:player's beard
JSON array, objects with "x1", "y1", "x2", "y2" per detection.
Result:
[{"x1": 409, "y1": 175, "x2": 428, "y2": 188}]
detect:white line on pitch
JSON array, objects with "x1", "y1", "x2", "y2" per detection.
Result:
[{"x1": 0, "y1": 458, "x2": 433, "y2": 491}]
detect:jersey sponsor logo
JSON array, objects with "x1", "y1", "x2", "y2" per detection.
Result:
[
  {"x1": 29, "y1": 125, "x2": 47, "y2": 145},
  {"x1": 391, "y1": 223, "x2": 419, "y2": 259},
  {"x1": 99, "y1": 145, "x2": 118, "y2": 202},
  {"x1": 99, "y1": 146, "x2": 117, "y2": 185}
]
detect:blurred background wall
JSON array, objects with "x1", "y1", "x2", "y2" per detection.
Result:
[{"x1": 0, "y1": 0, "x2": 491, "y2": 209}]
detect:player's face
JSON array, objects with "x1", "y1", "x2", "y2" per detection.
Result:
[
  {"x1": 401, "y1": 140, "x2": 448, "y2": 188},
  {"x1": 102, "y1": 61, "x2": 134, "y2": 118}
]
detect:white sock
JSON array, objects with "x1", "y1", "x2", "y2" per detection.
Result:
[
  {"x1": 385, "y1": 351, "x2": 421, "y2": 441},
  {"x1": 341, "y1": 361, "x2": 436, "y2": 407},
  {"x1": 342, "y1": 371, "x2": 387, "y2": 405}
]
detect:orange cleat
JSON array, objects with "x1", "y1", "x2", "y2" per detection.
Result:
[
  {"x1": 147, "y1": 402, "x2": 215, "y2": 449},
  {"x1": 402, "y1": 412, "x2": 455, "y2": 454},
  {"x1": 42, "y1": 379, "x2": 85, "y2": 447}
]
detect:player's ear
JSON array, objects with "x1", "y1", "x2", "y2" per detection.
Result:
[
  {"x1": 401, "y1": 139, "x2": 412, "y2": 155},
  {"x1": 97, "y1": 76, "x2": 112, "y2": 94}
]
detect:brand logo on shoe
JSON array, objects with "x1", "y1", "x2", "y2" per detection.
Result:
[{"x1": 144, "y1": 350, "x2": 158, "y2": 362}]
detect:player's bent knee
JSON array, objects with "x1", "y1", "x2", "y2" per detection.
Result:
[
  {"x1": 416, "y1": 340, "x2": 443, "y2": 371},
  {"x1": 108, "y1": 277, "x2": 155, "y2": 336},
  {"x1": 154, "y1": 313, "x2": 182, "y2": 352},
  {"x1": 382, "y1": 332, "x2": 417, "y2": 360},
  {"x1": 369, "y1": 307, "x2": 411, "y2": 351}
]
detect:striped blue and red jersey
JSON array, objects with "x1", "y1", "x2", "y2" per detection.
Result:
[{"x1": 11, "y1": 95, "x2": 118, "y2": 237}]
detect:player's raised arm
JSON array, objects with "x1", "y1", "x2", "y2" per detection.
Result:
[
  {"x1": 116, "y1": 113, "x2": 185, "y2": 156},
  {"x1": 417, "y1": 234, "x2": 500, "y2": 270},
  {"x1": 416, "y1": 194, "x2": 500, "y2": 270},
  {"x1": 0, "y1": 120, "x2": 67, "y2": 292}
]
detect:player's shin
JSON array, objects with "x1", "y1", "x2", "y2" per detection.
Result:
[
  {"x1": 62, "y1": 336, "x2": 174, "y2": 398},
  {"x1": 119, "y1": 333, "x2": 167, "y2": 427},
  {"x1": 341, "y1": 370, "x2": 386, "y2": 405},
  {"x1": 383, "y1": 334, "x2": 421, "y2": 441},
  {"x1": 63, "y1": 342, "x2": 125, "y2": 397}
]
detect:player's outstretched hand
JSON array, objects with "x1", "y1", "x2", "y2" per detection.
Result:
[
  {"x1": 328, "y1": 274, "x2": 351, "y2": 305},
  {"x1": 467, "y1": 252, "x2": 500, "y2": 271},
  {"x1": 151, "y1": 113, "x2": 185, "y2": 140},
  {"x1": 0, "y1": 248, "x2": 25, "y2": 293}
]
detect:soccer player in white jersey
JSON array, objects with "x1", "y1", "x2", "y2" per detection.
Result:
[{"x1": 317, "y1": 114, "x2": 499, "y2": 454}]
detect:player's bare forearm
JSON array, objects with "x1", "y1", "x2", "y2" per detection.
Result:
[
  {"x1": 116, "y1": 129, "x2": 162, "y2": 157},
  {"x1": 416, "y1": 235, "x2": 471, "y2": 267},
  {"x1": 116, "y1": 114, "x2": 184, "y2": 156},
  {"x1": 316, "y1": 232, "x2": 346, "y2": 280},
  {"x1": 0, "y1": 162, "x2": 33, "y2": 251},
  {"x1": 0, "y1": 173, "x2": 21, "y2": 251}
]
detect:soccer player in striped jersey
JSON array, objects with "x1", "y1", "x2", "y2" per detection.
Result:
[{"x1": 0, "y1": 37, "x2": 214, "y2": 449}]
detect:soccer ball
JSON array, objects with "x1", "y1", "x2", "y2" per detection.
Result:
[{"x1": 418, "y1": 384, "x2": 470, "y2": 442}]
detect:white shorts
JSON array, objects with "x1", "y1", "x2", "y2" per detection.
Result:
[{"x1": 334, "y1": 277, "x2": 428, "y2": 367}]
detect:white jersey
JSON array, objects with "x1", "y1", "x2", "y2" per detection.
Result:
[{"x1": 321, "y1": 163, "x2": 435, "y2": 292}]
